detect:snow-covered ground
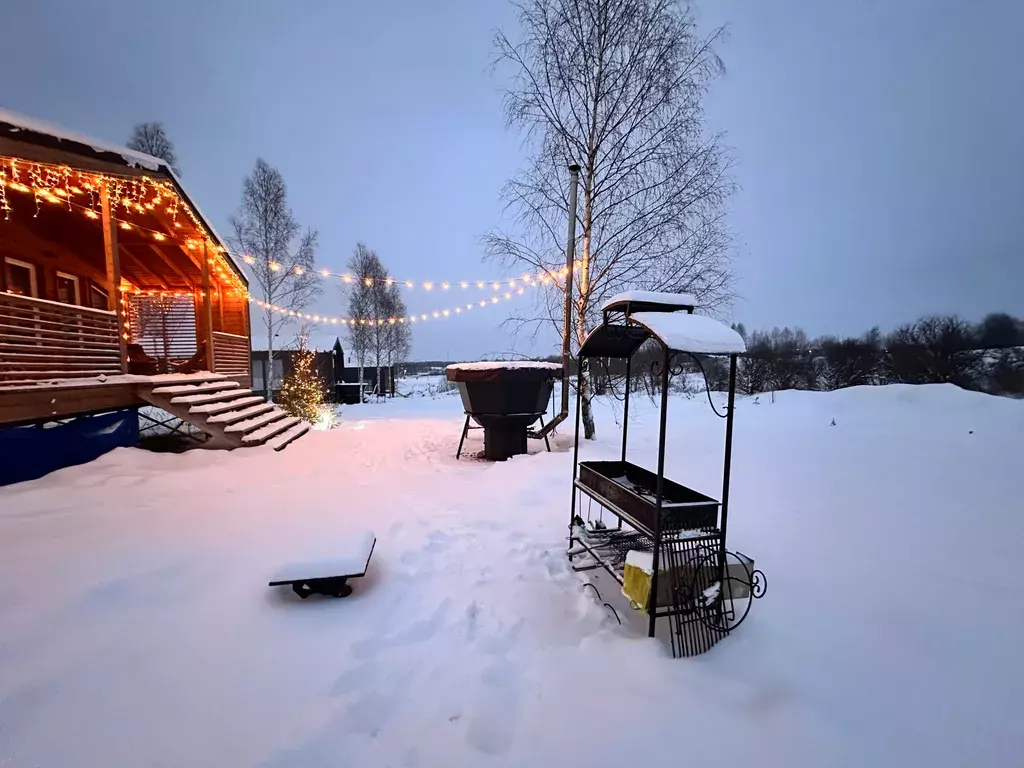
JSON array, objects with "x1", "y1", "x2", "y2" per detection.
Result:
[{"x1": 1, "y1": 383, "x2": 1022, "y2": 767}]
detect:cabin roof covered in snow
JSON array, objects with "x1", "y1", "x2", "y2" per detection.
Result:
[
  {"x1": 601, "y1": 290, "x2": 698, "y2": 314},
  {"x1": 0, "y1": 107, "x2": 166, "y2": 171},
  {"x1": 0, "y1": 108, "x2": 243, "y2": 278}
]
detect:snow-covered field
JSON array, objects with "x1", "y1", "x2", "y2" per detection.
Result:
[{"x1": 1, "y1": 383, "x2": 1022, "y2": 767}]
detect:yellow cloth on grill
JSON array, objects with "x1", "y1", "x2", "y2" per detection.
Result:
[{"x1": 621, "y1": 550, "x2": 654, "y2": 608}]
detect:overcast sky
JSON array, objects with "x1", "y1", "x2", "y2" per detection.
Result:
[{"x1": 2, "y1": 0, "x2": 1021, "y2": 360}]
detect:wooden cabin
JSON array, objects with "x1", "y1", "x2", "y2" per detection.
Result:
[{"x1": 0, "y1": 110, "x2": 307, "y2": 454}]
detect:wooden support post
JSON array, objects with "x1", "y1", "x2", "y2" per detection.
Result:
[
  {"x1": 100, "y1": 185, "x2": 129, "y2": 373},
  {"x1": 242, "y1": 291, "x2": 252, "y2": 385},
  {"x1": 201, "y1": 241, "x2": 215, "y2": 372}
]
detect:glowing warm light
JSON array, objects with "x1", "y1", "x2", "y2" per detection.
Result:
[
  {"x1": 321, "y1": 269, "x2": 330, "y2": 278},
  {"x1": 460, "y1": 281, "x2": 468, "y2": 289},
  {"x1": 119, "y1": 221, "x2": 132, "y2": 230},
  {"x1": 424, "y1": 282, "x2": 433, "y2": 290},
  {"x1": 152, "y1": 232, "x2": 166, "y2": 241},
  {"x1": 441, "y1": 282, "x2": 449, "y2": 290},
  {"x1": 84, "y1": 210, "x2": 99, "y2": 219},
  {"x1": 492, "y1": 282, "x2": 500, "y2": 290},
  {"x1": 269, "y1": 262, "x2": 281, "y2": 272},
  {"x1": 294, "y1": 266, "x2": 305, "y2": 275}
]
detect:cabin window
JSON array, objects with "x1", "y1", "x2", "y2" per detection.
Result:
[
  {"x1": 252, "y1": 359, "x2": 266, "y2": 391},
  {"x1": 4, "y1": 258, "x2": 38, "y2": 298},
  {"x1": 89, "y1": 284, "x2": 109, "y2": 311},
  {"x1": 56, "y1": 272, "x2": 80, "y2": 305}
]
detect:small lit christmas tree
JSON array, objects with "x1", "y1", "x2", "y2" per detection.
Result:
[{"x1": 279, "y1": 341, "x2": 324, "y2": 422}]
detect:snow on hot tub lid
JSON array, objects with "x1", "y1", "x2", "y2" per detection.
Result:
[
  {"x1": 601, "y1": 290, "x2": 698, "y2": 314},
  {"x1": 446, "y1": 360, "x2": 562, "y2": 382}
]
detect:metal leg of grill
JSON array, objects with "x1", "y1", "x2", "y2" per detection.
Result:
[{"x1": 456, "y1": 413, "x2": 470, "y2": 460}]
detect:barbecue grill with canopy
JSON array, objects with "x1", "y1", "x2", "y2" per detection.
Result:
[{"x1": 568, "y1": 291, "x2": 766, "y2": 657}]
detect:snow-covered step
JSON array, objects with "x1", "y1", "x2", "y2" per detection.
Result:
[
  {"x1": 266, "y1": 421, "x2": 310, "y2": 451},
  {"x1": 224, "y1": 408, "x2": 289, "y2": 434},
  {"x1": 151, "y1": 381, "x2": 240, "y2": 396},
  {"x1": 188, "y1": 395, "x2": 264, "y2": 416},
  {"x1": 242, "y1": 415, "x2": 302, "y2": 444},
  {"x1": 205, "y1": 401, "x2": 275, "y2": 425},
  {"x1": 171, "y1": 388, "x2": 254, "y2": 407}
]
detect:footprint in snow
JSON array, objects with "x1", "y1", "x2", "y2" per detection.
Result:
[
  {"x1": 466, "y1": 661, "x2": 521, "y2": 756},
  {"x1": 350, "y1": 598, "x2": 452, "y2": 659}
]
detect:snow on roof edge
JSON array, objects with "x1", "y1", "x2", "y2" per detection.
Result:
[{"x1": 0, "y1": 107, "x2": 165, "y2": 171}]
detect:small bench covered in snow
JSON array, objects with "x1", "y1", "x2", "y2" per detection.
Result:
[{"x1": 268, "y1": 530, "x2": 376, "y2": 599}]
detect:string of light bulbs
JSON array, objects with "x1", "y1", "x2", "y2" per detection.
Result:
[
  {"x1": 244, "y1": 253, "x2": 579, "y2": 291},
  {"x1": 1, "y1": 155, "x2": 574, "y2": 317},
  {"x1": 252, "y1": 285, "x2": 528, "y2": 327},
  {"x1": 0, "y1": 155, "x2": 246, "y2": 295}
]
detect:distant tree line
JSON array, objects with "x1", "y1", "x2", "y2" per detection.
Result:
[
  {"x1": 718, "y1": 312, "x2": 1024, "y2": 397},
  {"x1": 583, "y1": 312, "x2": 1024, "y2": 399}
]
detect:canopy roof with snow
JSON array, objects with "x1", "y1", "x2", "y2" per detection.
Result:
[{"x1": 581, "y1": 292, "x2": 745, "y2": 357}]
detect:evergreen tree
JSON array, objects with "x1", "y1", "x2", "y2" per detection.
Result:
[{"x1": 279, "y1": 342, "x2": 324, "y2": 422}]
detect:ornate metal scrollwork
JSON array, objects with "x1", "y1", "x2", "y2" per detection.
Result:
[
  {"x1": 649, "y1": 357, "x2": 665, "y2": 379},
  {"x1": 686, "y1": 548, "x2": 766, "y2": 634}
]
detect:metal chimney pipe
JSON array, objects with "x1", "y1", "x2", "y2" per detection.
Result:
[
  {"x1": 537, "y1": 163, "x2": 581, "y2": 440},
  {"x1": 560, "y1": 164, "x2": 581, "y2": 419}
]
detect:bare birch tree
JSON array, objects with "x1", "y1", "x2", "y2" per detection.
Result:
[
  {"x1": 230, "y1": 159, "x2": 320, "y2": 400},
  {"x1": 490, "y1": 0, "x2": 735, "y2": 438},
  {"x1": 384, "y1": 282, "x2": 412, "y2": 388},
  {"x1": 127, "y1": 122, "x2": 180, "y2": 175},
  {"x1": 345, "y1": 243, "x2": 382, "y2": 391}
]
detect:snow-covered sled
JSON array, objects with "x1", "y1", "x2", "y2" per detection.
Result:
[{"x1": 268, "y1": 531, "x2": 376, "y2": 599}]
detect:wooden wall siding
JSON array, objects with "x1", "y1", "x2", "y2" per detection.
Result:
[
  {"x1": 220, "y1": 292, "x2": 248, "y2": 336},
  {"x1": 0, "y1": 207, "x2": 112, "y2": 305},
  {"x1": 0, "y1": 292, "x2": 121, "y2": 382},
  {"x1": 126, "y1": 293, "x2": 198, "y2": 361},
  {"x1": 212, "y1": 332, "x2": 250, "y2": 376}
]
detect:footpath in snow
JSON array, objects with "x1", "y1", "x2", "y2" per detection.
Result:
[{"x1": 0, "y1": 383, "x2": 1022, "y2": 767}]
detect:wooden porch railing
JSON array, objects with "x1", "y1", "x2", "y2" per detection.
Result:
[
  {"x1": 212, "y1": 331, "x2": 250, "y2": 376},
  {"x1": 0, "y1": 292, "x2": 122, "y2": 383}
]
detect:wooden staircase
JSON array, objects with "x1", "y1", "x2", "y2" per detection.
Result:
[{"x1": 137, "y1": 374, "x2": 310, "y2": 451}]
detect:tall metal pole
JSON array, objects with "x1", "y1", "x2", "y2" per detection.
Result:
[
  {"x1": 719, "y1": 354, "x2": 738, "y2": 569},
  {"x1": 648, "y1": 345, "x2": 672, "y2": 638},
  {"x1": 561, "y1": 164, "x2": 581, "y2": 423},
  {"x1": 621, "y1": 353, "x2": 631, "y2": 462}
]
